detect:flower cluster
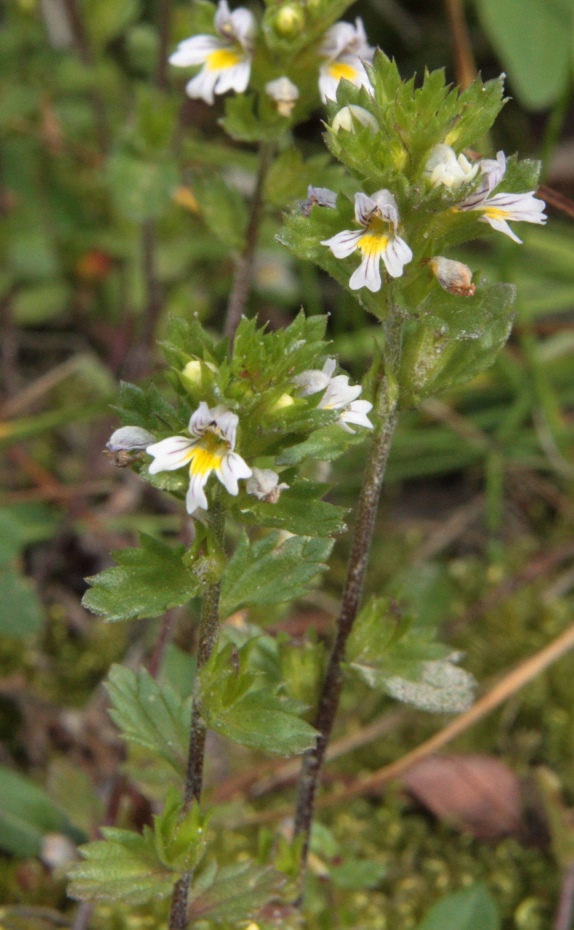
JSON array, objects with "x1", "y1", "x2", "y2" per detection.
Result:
[
  {"x1": 315, "y1": 142, "x2": 546, "y2": 295},
  {"x1": 169, "y1": 1, "x2": 375, "y2": 107},
  {"x1": 294, "y1": 359, "x2": 374, "y2": 433}
]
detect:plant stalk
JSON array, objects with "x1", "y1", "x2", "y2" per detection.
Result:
[
  {"x1": 293, "y1": 313, "x2": 403, "y2": 871},
  {"x1": 223, "y1": 142, "x2": 274, "y2": 344},
  {"x1": 168, "y1": 501, "x2": 225, "y2": 930}
]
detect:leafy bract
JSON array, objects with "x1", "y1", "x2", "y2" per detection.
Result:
[
  {"x1": 219, "y1": 531, "x2": 333, "y2": 618},
  {"x1": 198, "y1": 642, "x2": 318, "y2": 755},
  {"x1": 83, "y1": 533, "x2": 200, "y2": 621},
  {"x1": 188, "y1": 860, "x2": 288, "y2": 922},
  {"x1": 105, "y1": 665, "x2": 191, "y2": 774},
  {"x1": 399, "y1": 283, "x2": 516, "y2": 405},
  {"x1": 68, "y1": 826, "x2": 176, "y2": 905},
  {"x1": 235, "y1": 480, "x2": 347, "y2": 537},
  {"x1": 69, "y1": 793, "x2": 207, "y2": 904}
]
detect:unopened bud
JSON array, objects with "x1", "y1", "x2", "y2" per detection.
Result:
[
  {"x1": 331, "y1": 105, "x2": 378, "y2": 134},
  {"x1": 427, "y1": 256, "x2": 475, "y2": 297},
  {"x1": 272, "y1": 4, "x2": 305, "y2": 37},
  {"x1": 269, "y1": 392, "x2": 295, "y2": 412},
  {"x1": 181, "y1": 360, "x2": 217, "y2": 392},
  {"x1": 106, "y1": 426, "x2": 156, "y2": 452}
]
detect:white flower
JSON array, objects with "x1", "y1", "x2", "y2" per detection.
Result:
[
  {"x1": 318, "y1": 18, "x2": 375, "y2": 103},
  {"x1": 169, "y1": 0, "x2": 256, "y2": 105},
  {"x1": 146, "y1": 402, "x2": 252, "y2": 514},
  {"x1": 246, "y1": 468, "x2": 289, "y2": 503},
  {"x1": 294, "y1": 359, "x2": 373, "y2": 433},
  {"x1": 423, "y1": 143, "x2": 478, "y2": 190},
  {"x1": 457, "y1": 150, "x2": 547, "y2": 243},
  {"x1": 321, "y1": 190, "x2": 413, "y2": 292},
  {"x1": 265, "y1": 76, "x2": 299, "y2": 117}
]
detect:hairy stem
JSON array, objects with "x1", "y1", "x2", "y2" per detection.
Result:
[
  {"x1": 293, "y1": 313, "x2": 403, "y2": 872},
  {"x1": 168, "y1": 501, "x2": 225, "y2": 930},
  {"x1": 223, "y1": 142, "x2": 274, "y2": 344}
]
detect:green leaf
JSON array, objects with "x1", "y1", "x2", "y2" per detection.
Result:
[
  {"x1": 346, "y1": 597, "x2": 476, "y2": 713},
  {"x1": 114, "y1": 380, "x2": 182, "y2": 432},
  {"x1": 0, "y1": 562, "x2": 44, "y2": 637},
  {"x1": 105, "y1": 665, "x2": 191, "y2": 774},
  {"x1": 219, "y1": 531, "x2": 333, "y2": 617},
  {"x1": 68, "y1": 827, "x2": 176, "y2": 905},
  {"x1": 84, "y1": 0, "x2": 141, "y2": 46},
  {"x1": 474, "y1": 0, "x2": 572, "y2": 109},
  {"x1": 400, "y1": 283, "x2": 516, "y2": 405},
  {"x1": 329, "y1": 858, "x2": 386, "y2": 891},
  {"x1": 235, "y1": 480, "x2": 347, "y2": 537},
  {"x1": 83, "y1": 533, "x2": 200, "y2": 622},
  {"x1": 0, "y1": 767, "x2": 75, "y2": 857},
  {"x1": 277, "y1": 422, "x2": 369, "y2": 466},
  {"x1": 107, "y1": 152, "x2": 178, "y2": 222},
  {"x1": 188, "y1": 861, "x2": 287, "y2": 922},
  {"x1": 198, "y1": 642, "x2": 318, "y2": 754},
  {"x1": 154, "y1": 790, "x2": 207, "y2": 871},
  {"x1": 417, "y1": 883, "x2": 500, "y2": 930},
  {"x1": 193, "y1": 172, "x2": 248, "y2": 251}
]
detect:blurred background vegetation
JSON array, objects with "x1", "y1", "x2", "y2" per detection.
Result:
[{"x1": 1, "y1": 0, "x2": 574, "y2": 927}]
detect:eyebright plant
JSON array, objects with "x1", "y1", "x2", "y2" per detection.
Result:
[{"x1": 67, "y1": 2, "x2": 547, "y2": 928}]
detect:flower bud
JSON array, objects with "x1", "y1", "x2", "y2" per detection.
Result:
[
  {"x1": 106, "y1": 426, "x2": 156, "y2": 452},
  {"x1": 331, "y1": 105, "x2": 378, "y2": 134},
  {"x1": 181, "y1": 360, "x2": 218, "y2": 395},
  {"x1": 271, "y1": 4, "x2": 305, "y2": 37},
  {"x1": 268, "y1": 392, "x2": 295, "y2": 413},
  {"x1": 427, "y1": 256, "x2": 475, "y2": 297},
  {"x1": 265, "y1": 76, "x2": 299, "y2": 117}
]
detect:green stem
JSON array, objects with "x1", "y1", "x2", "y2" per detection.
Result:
[
  {"x1": 293, "y1": 312, "x2": 403, "y2": 875},
  {"x1": 223, "y1": 142, "x2": 274, "y2": 345},
  {"x1": 168, "y1": 501, "x2": 225, "y2": 930}
]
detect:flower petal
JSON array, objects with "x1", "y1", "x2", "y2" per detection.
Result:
[
  {"x1": 147, "y1": 436, "x2": 195, "y2": 473},
  {"x1": 217, "y1": 452, "x2": 252, "y2": 496},
  {"x1": 349, "y1": 250, "x2": 381, "y2": 292},
  {"x1": 169, "y1": 36, "x2": 222, "y2": 67},
  {"x1": 382, "y1": 234, "x2": 413, "y2": 278},
  {"x1": 214, "y1": 59, "x2": 251, "y2": 96},
  {"x1": 353, "y1": 191, "x2": 376, "y2": 226},
  {"x1": 321, "y1": 228, "x2": 362, "y2": 258},
  {"x1": 185, "y1": 68, "x2": 219, "y2": 104},
  {"x1": 186, "y1": 471, "x2": 209, "y2": 513}
]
